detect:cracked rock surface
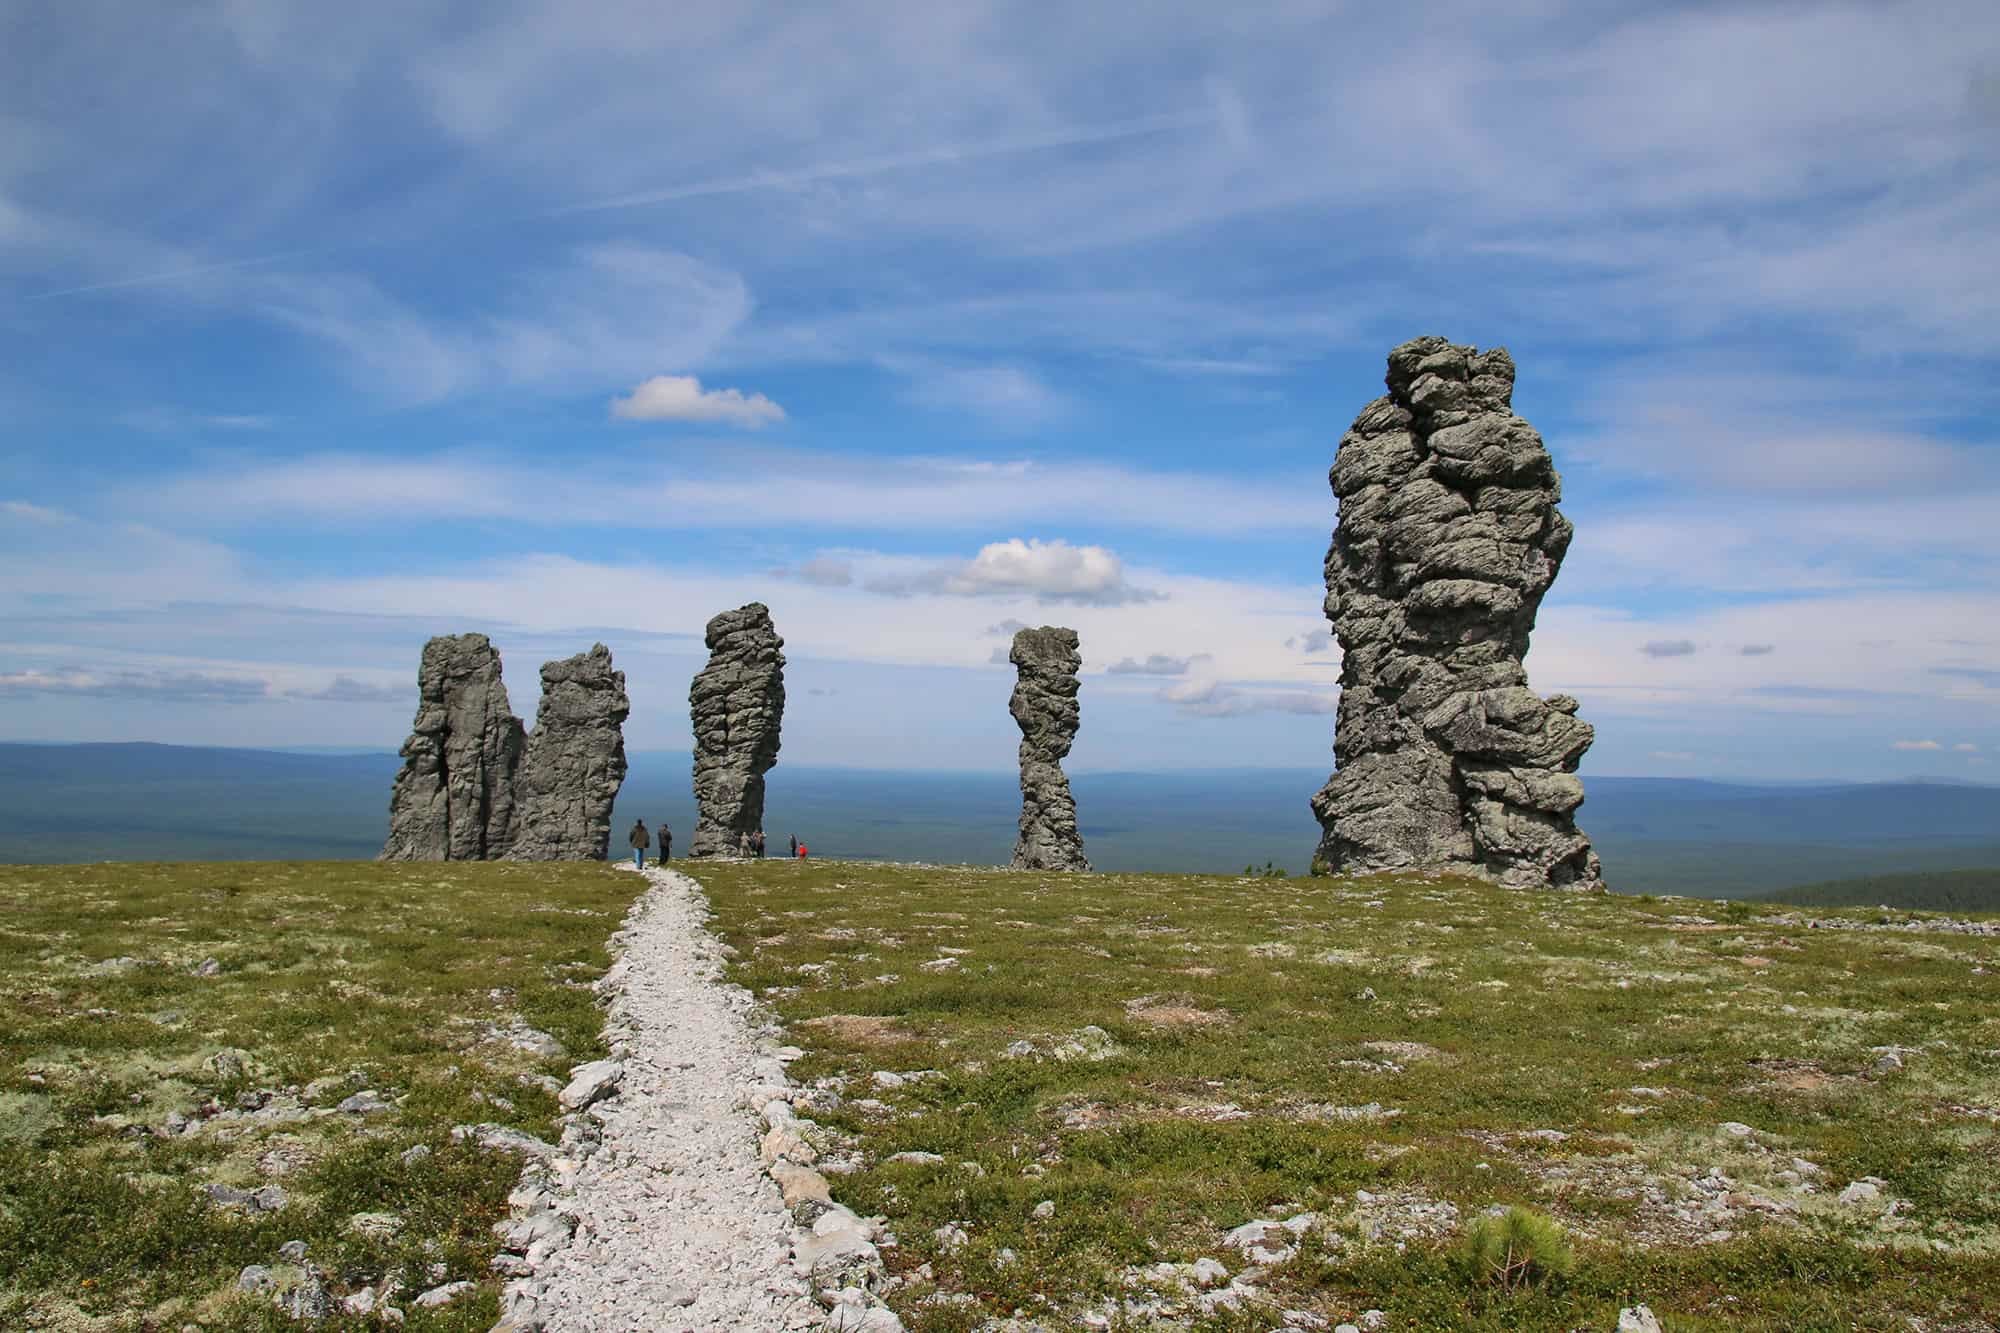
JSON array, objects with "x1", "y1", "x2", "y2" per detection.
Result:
[
  {"x1": 510, "y1": 644, "x2": 631, "y2": 862},
  {"x1": 1311, "y1": 336, "x2": 1602, "y2": 890},
  {"x1": 690, "y1": 604, "x2": 786, "y2": 859},
  {"x1": 381, "y1": 633, "x2": 524, "y2": 860},
  {"x1": 382, "y1": 636, "x2": 631, "y2": 861},
  {"x1": 1009, "y1": 626, "x2": 1089, "y2": 872}
]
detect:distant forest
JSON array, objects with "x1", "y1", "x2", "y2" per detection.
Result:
[
  {"x1": 3, "y1": 742, "x2": 1998, "y2": 911},
  {"x1": 1753, "y1": 868, "x2": 2000, "y2": 914}
]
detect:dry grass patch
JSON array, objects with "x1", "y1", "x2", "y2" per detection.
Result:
[{"x1": 1123, "y1": 993, "x2": 1231, "y2": 1028}]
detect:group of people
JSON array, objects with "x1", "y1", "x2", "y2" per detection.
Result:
[{"x1": 625, "y1": 820, "x2": 807, "y2": 868}]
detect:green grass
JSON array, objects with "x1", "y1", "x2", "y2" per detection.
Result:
[
  {"x1": 0, "y1": 860, "x2": 642, "y2": 1331},
  {"x1": 7, "y1": 856, "x2": 1998, "y2": 1331},
  {"x1": 690, "y1": 859, "x2": 2000, "y2": 1331}
]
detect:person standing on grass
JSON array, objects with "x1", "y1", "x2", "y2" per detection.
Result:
[
  {"x1": 753, "y1": 830, "x2": 766, "y2": 858},
  {"x1": 789, "y1": 833, "x2": 798, "y2": 858},
  {"x1": 797, "y1": 840, "x2": 808, "y2": 861},
  {"x1": 659, "y1": 823, "x2": 672, "y2": 862},
  {"x1": 628, "y1": 819, "x2": 650, "y2": 869},
  {"x1": 738, "y1": 830, "x2": 753, "y2": 858}
]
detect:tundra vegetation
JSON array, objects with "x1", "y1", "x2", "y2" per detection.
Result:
[
  {"x1": 699, "y1": 860, "x2": 2000, "y2": 1331},
  {"x1": 0, "y1": 860, "x2": 640, "y2": 1330},
  {"x1": 3, "y1": 858, "x2": 1998, "y2": 1330}
]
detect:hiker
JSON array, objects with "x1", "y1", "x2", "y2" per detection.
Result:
[
  {"x1": 659, "y1": 823, "x2": 672, "y2": 862},
  {"x1": 753, "y1": 830, "x2": 766, "y2": 858},
  {"x1": 788, "y1": 833, "x2": 798, "y2": 858},
  {"x1": 628, "y1": 819, "x2": 649, "y2": 869},
  {"x1": 796, "y1": 839, "x2": 808, "y2": 861},
  {"x1": 738, "y1": 830, "x2": 753, "y2": 858}
]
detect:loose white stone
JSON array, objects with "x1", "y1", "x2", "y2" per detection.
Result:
[
  {"x1": 513, "y1": 867, "x2": 825, "y2": 1330},
  {"x1": 558, "y1": 1059, "x2": 623, "y2": 1111}
]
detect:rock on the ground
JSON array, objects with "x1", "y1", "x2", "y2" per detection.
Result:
[
  {"x1": 688, "y1": 604, "x2": 786, "y2": 857},
  {"x1": 1008, "y1": 626, "x2": 1089, "y2": 871},
  {"x1": 414, "y1": 1280, "x2": 474, "y2": 1309},
  {"x1": 508, "y1": 643, "x2": 630, "y2": 861},
  {"x1": 557, "y1": 1058, "x2": 623, "y2": 1111},
  {"x1": 381, "y1": 633, "x2": 525, "y2": 860},
  {"x1": 1618, "y1": 1306, "x2": 1665, "y2": 1333},
  {"x1": 1310, "y1": 336, "x2": 1603, "y2": 890}
]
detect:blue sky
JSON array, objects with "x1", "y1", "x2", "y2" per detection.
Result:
[{"x1": 3, "y1": 0, "x2": 1997, "y2": 779}]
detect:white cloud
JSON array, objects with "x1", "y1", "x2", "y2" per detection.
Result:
[
  {"x1": 1892, "y1": 739, "x2": 1943, "y2": 751},
  {"x1": 610, "y1": 374, "x2": 784, "y2": 427},
  {"x1": 1649, "y1": 751, "x2": 1696, "y2": 762},
  {"x1": 1955, "y1": 742, "x2": 1980, "y2": 752},
  {"x1": 1640, "y1": 639, "x2": 1698, "y2": 658},
  {"x1": 865, "y1": 539, "x2": 1160, "y2": 607},
  {"x1": 1286, "y1": 627, "x2": 1332, "y2": 654}
]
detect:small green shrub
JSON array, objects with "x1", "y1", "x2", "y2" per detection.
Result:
[
  {"x1": 1722, "y1": 899, "x2": 1754, "y2": 923},
  {"x1": 1456, "y1": 1206, "x2": 1575, "y2": 1291}
]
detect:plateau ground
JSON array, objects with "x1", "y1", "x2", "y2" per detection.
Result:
[
  {"x1": 6, "y1": 858, "x2": 1997, "y2": 1330},
  {"x1": 0, "y1": 860, "x2": 640, "y2": 1330}
]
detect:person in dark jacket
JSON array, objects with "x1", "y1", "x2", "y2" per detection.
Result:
[
  {"x1": 628, "y1": 820, "x2": 649, "y2": 869},
  {"x1": 788, "y1": 833, "x2": 798, "y2": 858},
  {"x1": 659, "y1": 823, "x2": 672, "y2": 862},
  {"x1": 753, "y1": 830, "x2": 766, "y2": 858}
]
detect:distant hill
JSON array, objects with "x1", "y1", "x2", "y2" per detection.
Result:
[
  {"x1": 1750, "y1": 868, "x2": 2000, "y2": 913},
  {"x1": 4, "y1": 741, "x2": 1998, "y2": 900}
]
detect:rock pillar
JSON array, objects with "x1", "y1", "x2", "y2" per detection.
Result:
[{"x1": 1009, "y1": 626, "x2": 1089, "y2": 872}]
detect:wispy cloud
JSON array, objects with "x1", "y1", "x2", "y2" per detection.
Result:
[
  {"x1": 133, "y1": 448, "x2": 1326, "y2": 539},
  {"x1": 891, "y1": 360, "x2": 1068, "y2": 428},
  {"x1": 1106, "y1": 653, "x2": 1203, "y2": 677},
  {"x1": 251, "y1": 245, "x2": 751, "y2": 403},
  {"x1": 0, "y1": 666, "x2": 270, "y2": 703},
  {"x1": 610, "y1": 374, "x2": 784, "y2": 427},
  {"x1": 286, "y1": 674, "x2": 403, "y2": 704},
  {"x1": 1161, "y1": 676, "x2": 1335, "y2": 718},
  {"x1": 791, "y1": 557, "x2": 855, "y2": 588},
  {"x1": 1640, "y1": 639, "x2": 1697, "y2": 658},
  {"x1": 1891, "y1": 739, "x2": 1942, "y2": 751}
]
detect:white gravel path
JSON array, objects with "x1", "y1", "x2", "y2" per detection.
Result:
[{"x1": 509, "y1": 863, "x2": 823, "y2": 1332}]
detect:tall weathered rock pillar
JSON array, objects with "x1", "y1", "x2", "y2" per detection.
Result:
[
  {"x1": 689, "y1": 603, "x2": 786, "y2": 857},
  {"x1": 1009, "y1": 626, "x2": 1089, "y2": 872},
  {"x1": 1311, "y1": 336, "x2": 1603, "y2": 890},
  {"x1": 509, "y1": 644, "x2": 631, "y2": 861},
  {"x1": 381, "y1": 633, "x2": 525, "y2": 860}
]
